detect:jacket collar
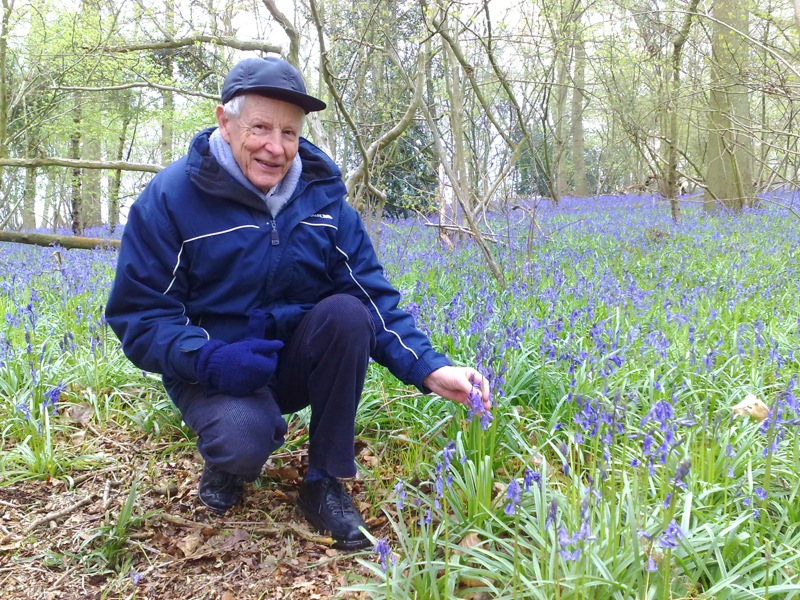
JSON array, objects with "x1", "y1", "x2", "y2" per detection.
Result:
[{"x1": 185, "y1": 127, "x2": 343, "y2": 212}]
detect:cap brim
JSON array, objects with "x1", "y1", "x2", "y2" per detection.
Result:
[{"x1": 225, "y1": 86, "x2": 326, "y2": 113}]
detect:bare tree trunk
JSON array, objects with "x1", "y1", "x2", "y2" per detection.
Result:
[
  {"x1": 443, "y1": 19, "x2": 469, "y2": 225},
  {"x1": 704, "y1": 0, "x2": 754, "y2": 212},
  {"x1": 70, "y1": 95, "x2": 83, "y2": 234},
  {"x1": 570, "y1": 38, "x2": 588, "y2": 197},
  {"x1": 664, "y1": 0, "x2": 700, "y2": 222},
  {"x1": 553, "y1": 51, "x2": 569, "y2": 200},
  {"x1": 108, "y1": 114, "x2": 131, "y2": 232},
  {"x1": 82, "y1": 106, "x2": 102, "y2": 228},
  {"x1": 22, "y1": 122, "x2": 37, "y2": 229},
  {"x1": 160, "y1": 0, "x2": 175, "y2": 165},
  {"x1": 0, "y1": 0, "x2": 11, "y2": 215}
]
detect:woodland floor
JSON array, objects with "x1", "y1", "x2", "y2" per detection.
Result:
[{"x1": 0, "y1": 422, "x2": 388, "y2": 600}]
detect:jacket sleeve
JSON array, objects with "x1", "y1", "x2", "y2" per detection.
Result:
[
  {"x1": 330, "y1": 204, "x2": 451, "y2": 391},
  {"x1": 105, "y1": 188, "x2": 209, "y2": 381}
]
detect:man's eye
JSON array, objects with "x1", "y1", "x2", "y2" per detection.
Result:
[{"x1": 250, "y1": 125, "x2": 269, "y2": 135}]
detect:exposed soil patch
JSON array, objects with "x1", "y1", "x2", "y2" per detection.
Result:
[{"x1": 0, "y1": 425, "x2": 386, "y2": 599}]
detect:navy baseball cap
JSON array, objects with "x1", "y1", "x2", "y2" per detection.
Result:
[{"x1": 221, "y1": 56, "x2": 326, "y2": 113}]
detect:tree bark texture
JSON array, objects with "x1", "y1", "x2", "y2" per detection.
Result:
[
  {"x1": 570, "y1": 38, "x2": 588, "y2": 197},
  {"x1": 704, "y1": 0, "x2": 755, "y2": 212}
]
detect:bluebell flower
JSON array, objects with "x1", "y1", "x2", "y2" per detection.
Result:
[
  {"x1": 15, "y1": 400, "x2": 31, "y2": 420},
  {"x1": 671, "y1": 459, "x2": 691, "y2": 490},
  {"x1": 646, "y1": 555, "x2": 658, "y2": 572},
  {"x1": 558, "y1": 547, "x2": 582, "y2": 562},
  {"x1": 658, "y1": 520, "x2": 685, "y2": 549},
  {"x1": 504, "y1": 479, "x2": 521, "y2": 516},
  {"x1": 754, "y1": 486, "x2": 767, "y2": 501},
  {"x1": 545, "y1": 499, "x2": 558, "y2": 530},
  {"x1": 44, "y1": 383, "x2": 66, "y2": 415},
  {"x1": 523, "y1": 468, "x2": 541, "y2": 491},
  {"x1": 374, "y1": 538, "x2": 395, "y2": 572},
  {"x1": 419, "y1": 508, "x2": 432, "y2": 526},
  {"x1": 394, "y1": 480, "x2": 406, "y2": 510},
  {"x1": 441, "y1": 441, "x2": 456, "y2": 471},
  {"x1": 466, "y1": 377, "x2": 493, "y2": 430}
]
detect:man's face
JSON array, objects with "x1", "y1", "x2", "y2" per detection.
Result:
[{"x1": 216, "y1": 95, "x2": 305, "y2": 192}]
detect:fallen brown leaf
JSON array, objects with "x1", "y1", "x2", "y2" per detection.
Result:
[
  {"x1": 732, "y1": 393, "x2": 769, "y2": 422},
  {"x1": 457, "y1": 532, "x2": 482, "y2": 554},
  {"x1": 65, "y1": 404, "x2": 93, "y2": 424},
  {"x1": 176, "y1": 531, "x2": 204, "y2": 557}
]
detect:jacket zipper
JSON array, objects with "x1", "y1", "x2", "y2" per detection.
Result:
[{"x1": 270, "y1": 219, "x2": 279, "y2": 245}]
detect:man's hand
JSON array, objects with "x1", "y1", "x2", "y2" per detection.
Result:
[
  {"x1": 195, "y1": 338, "x2": 284, "y2": 396},
  {"x1": 423, "y1": 366, "x2": 491, "y2": 410}
]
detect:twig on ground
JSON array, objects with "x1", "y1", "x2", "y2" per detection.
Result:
[
  {"x1": 102, "y1": 479, "x2": 113, "y2": 510},
  {"x1": 23, "y1": 493, "x2": 99, "y2": 535},
  {"x1": 151, "y1": 512, "x2": 335, "y2": 545},
  {"x1": 49, "y1": 567, "x2": 76, "y2": 591}
]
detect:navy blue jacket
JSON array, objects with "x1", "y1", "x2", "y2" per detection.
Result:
[{"x1": 105, "y1": 128, "x2": 450, "y2": 395}]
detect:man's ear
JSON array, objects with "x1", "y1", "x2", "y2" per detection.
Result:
[{"x1": 215, "y1": 105, "x2": 231, "y2": 143}]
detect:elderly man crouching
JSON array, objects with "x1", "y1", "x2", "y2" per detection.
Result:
[{"x1": 105, "y1": 56, "x2": 491, "y2": 550}]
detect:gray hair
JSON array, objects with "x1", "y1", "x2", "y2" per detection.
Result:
[
  {"x1": 221, "y1": 94, "x2": 305, "y2": 129},
  {"x1": 221, "y1": 95, "x2": 246, "y2": 118}
]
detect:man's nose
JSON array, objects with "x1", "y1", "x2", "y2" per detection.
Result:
[{"x1": 261, "y1": 131, "x2": 282, "y2": 153}]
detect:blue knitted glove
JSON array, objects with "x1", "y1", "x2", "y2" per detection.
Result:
[{"x1": 195, "y1": 338, "x2": 284, "y2": 396}]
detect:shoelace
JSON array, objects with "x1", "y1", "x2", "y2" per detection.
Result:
[{"x1": 325, "y1": 479, "x2": 356, "y2": 517}]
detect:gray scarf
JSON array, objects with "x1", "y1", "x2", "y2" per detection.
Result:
[{"x1": 209, "y1": 127, "x2": 302, "y2": 218}]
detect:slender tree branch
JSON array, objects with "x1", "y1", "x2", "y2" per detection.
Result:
[
  {"x1": 96, "y1": 35, "x2": 280, "y2": 54},
  {"x1": 308, "y1": 0, "x2": 372, "y2": 207},
  {"x1": 396, "y1": 47, "x2": 505, "y2": 286},
  {"x1": 56, "y1": 82, "x2": 217, "y2": 100},
  {"x1": 0, "y1": 157, "x2": 160, "y2": 173},
  {"x1": 344, "y1": 52, "x2": 425, "y2": 199},
  {"x1": 261, "y1": 0, "x2": 299, "y2": 65}
]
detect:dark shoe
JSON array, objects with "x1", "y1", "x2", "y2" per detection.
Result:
[
  {"x1": 297, "y1": 476, "x2": 370, "y2": 550},
  {"x1": 198, "y1": 464, "x2": 245, "y2": 514}
]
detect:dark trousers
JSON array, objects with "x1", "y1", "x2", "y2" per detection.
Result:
[{"x1": 172, "y1": 294, "x2": 376, "y2": 481}]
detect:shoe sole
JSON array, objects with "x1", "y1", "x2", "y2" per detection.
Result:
[
  {"x1": 198, "y1": 494, "x2": 235, "y2": 515},
  {"x1": 297, "y1": 496, "x2": 371, "y2": 550}
]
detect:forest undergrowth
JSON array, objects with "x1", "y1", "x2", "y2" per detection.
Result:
[{"x1": 1, "y1": 194, "x2": 799, "y2": 599}]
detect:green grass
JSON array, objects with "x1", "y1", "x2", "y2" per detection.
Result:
[{"x1": 1, "y1": 201, "x2": 799, "y2": 598}]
